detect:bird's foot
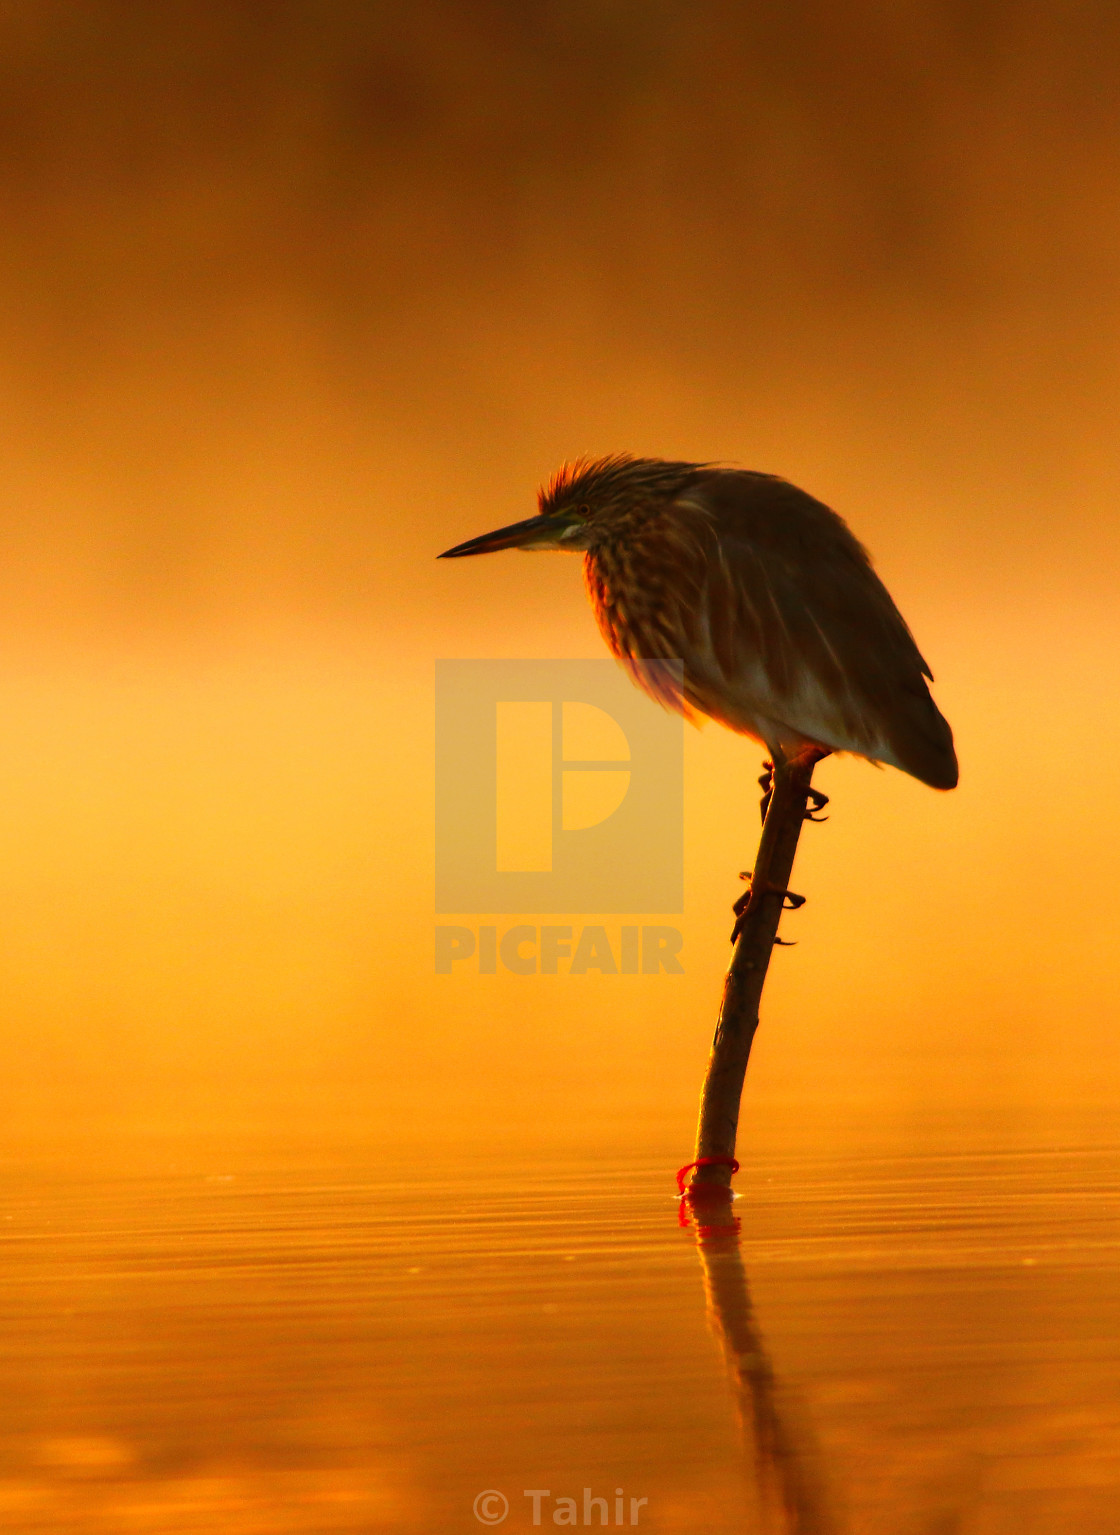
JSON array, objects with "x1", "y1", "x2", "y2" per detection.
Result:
[
  {"x1": 804, "y1": 787, "x2": 829, "y2": 822},
  {"x1": 758, "y1": 761, "x2": 774, "y2": 824},
  {"x1": 759, "y1": 763, "x2": 828, "y2": 823},
  {"x1": 731, "y1": 874, "x2": 806, "y2": 941}
]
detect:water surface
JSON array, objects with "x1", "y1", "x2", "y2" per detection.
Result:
[{"x1": 2, "y1": 1136, "x2": 1120, "y2": 1532}]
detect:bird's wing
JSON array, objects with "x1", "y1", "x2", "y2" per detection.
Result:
[{"x1": 676, "y1": 473, "x2": 957, "y2": 787}]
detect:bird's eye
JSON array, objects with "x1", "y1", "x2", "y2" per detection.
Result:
[{"x1": 577, "y1": 504, "x2": 590, "y2": 517}]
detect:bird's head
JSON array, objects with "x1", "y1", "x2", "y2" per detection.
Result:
[{"x1": 437, "y1": 455, "x2": 707, "y2": 559}]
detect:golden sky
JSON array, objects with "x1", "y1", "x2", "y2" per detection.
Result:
[{"x1": 0, "y1": 3, "x2": 1118, "y2": 1154}]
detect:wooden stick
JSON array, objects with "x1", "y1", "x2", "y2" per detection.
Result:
[{"x1": 687, "y1": 750, "x2": 825, "y2": 1194}]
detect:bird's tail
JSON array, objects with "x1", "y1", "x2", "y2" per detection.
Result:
[{"x1": 886, "y1": 687, "x2": 958, "y2": 790}]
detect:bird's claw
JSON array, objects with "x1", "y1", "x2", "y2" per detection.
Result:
[
  {"x1": 731, "y1": 875, "x2": 806, "y2": 941},
  {"x1": 804, "y1": 787, "x2": 829, "y2": 823},
  {"x1": 758, "y1": 761, "x2": 774, "y2": 824},
  {"x1": 759, "y1": 764, "x2": 828, "y2": 824}
]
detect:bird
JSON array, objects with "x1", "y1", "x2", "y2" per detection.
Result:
[{"x1": 438, "y1": 454, "x2": 957, "y2": 793}]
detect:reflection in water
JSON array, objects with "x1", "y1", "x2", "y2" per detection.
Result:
[{"x1": 686, "y1": 1191, "x2": 840, "y2": 1534}]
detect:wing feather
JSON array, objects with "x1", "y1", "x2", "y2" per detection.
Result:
[
  {"x1": 696, "y1": 472, "x2": 956, "y2": 787},
  {"x1": 586, "y1": 471, "x2": 956, "y2": 788}
]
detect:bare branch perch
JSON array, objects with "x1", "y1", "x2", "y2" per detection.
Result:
[{"x1": 687, "y1": 750, "x2": 826, "y2": 1195}]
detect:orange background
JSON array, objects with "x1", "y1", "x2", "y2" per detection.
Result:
[{"x1": 1, "y1": 4, "x2": 1118, "y2": 1157}]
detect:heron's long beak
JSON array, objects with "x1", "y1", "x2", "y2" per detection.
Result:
[{"x1": 438, "y1": 513, "x2": 559, "y2": 557}]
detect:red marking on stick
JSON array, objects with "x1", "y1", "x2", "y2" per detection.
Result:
[{"x1": 675, "y1": 1155, "x2": 740, "y2": 1195}]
